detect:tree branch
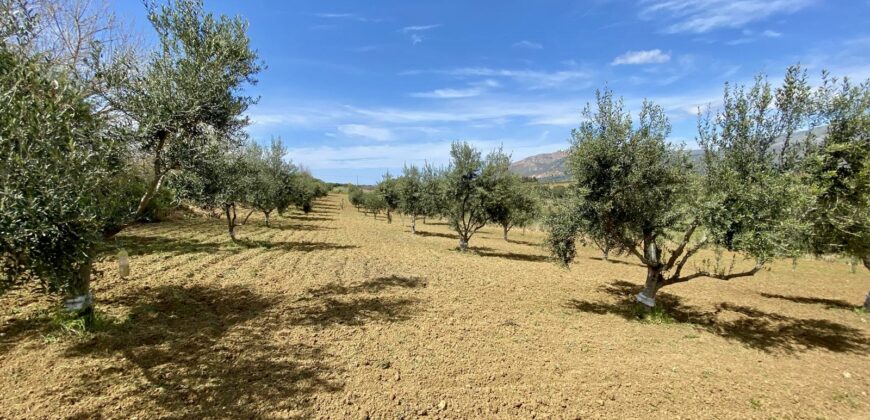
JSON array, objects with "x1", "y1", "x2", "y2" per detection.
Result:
[
  {"x1": 664, "y1": 220, "x2": 699, "y2": 270},
  {"x1": 666, "y1": 261, "x2": 764, "y2": 286}
]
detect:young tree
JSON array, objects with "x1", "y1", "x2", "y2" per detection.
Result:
[
  {"x1": 398, "y1": 165, "x2": 425, "y2": 233},
  {"x1": 487, "y1": 175, "x2": 540, "y2": 241},
  {"x1": 551, "y1": 74, "x2": 809, "y2": 308},
  {"x1": 244, "y1": 138, "x2": 296, "y2": 226},
  {"x1": 444, "y1": 142, "x2": 506, "y2": 251},
  {"x1": 802, "y1": 74, "x2": 870, "y2": 310},
  {"x1": 376, "y1": 173, "x2": 400, "y2": 223},
  {"x1": 420, "y1": 163, "x2": 446, "y2": 223},
  {"x1": 171, "y1": 143, "x2": 251, "y2": 241},
  {"x1": 362, "y1": 191, "x2": 387, "y2": 219}
]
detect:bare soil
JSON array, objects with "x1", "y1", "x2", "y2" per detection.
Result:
[{"x1": 1, "y1": 194, "x2": 869, "y2": 419}]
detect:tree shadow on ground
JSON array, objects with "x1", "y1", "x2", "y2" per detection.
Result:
[
  {"x1": 290, "y1": 276, "x2": 425, "y2": 327},
  {"x1": 232, "y1": 238, "x2": 358, "y2": 252},
  {"x1": 506, "y1": 238, "x2": 541, "y2": 246},
  {"x1": 268, "y1": 223, "x2": 337, "y2": 232},
  {"x1": 566, "y1": 280, "x2": 870, "y2": 354},
  {"x1": 64, "y1": 285, "x2": 342, "y2": 418},
  {"x1": 760, "y1": 292, "x2": 859, "y2": 310},
  {"x1": 286, "y1": 215, "x2": 335, "y2": 222},
  {"x1": 111, "y1": 236, "x2": 357, "y2": 257},
  {"x1": 110, "y1": 235, "x2": 227, "y2": 257},
  {"x1": 476, "y1": 249, "x2": 551, "y2": 263},
  {"x1": 415, "y1": 230, "x2": 458, "y2": 240},
  {"x1": 588, "y1": 256, "x2": 645, "y2": 267}
]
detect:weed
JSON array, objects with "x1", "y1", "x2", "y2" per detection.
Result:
[{"x1": 749, "y1": 397, "x2": 762, "y2": 410}]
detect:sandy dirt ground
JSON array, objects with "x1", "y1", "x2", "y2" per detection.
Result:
[{"x1": 1, "y1": 193, "x2": 869, "y2": 419}]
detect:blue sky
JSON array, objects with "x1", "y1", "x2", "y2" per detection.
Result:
[{"x1": 115, "y1": 0, "x2": 870, "y2": 184}]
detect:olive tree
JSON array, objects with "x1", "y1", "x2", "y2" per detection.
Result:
[
  {"x1": 444, "y1": 142, "x2": 507, "y2": 251},
  {"x1": 102, "y1": 0, "x2": 261, "y2": 231},
  {"x1": 376, "y1": 173, "x2": 400, "y2": 223},
  {"x1": 551, "y1": 73, "x2": 809, "y2": 308},
  {"x1": 803, "y1": 74, "x2": 870, "y2": 309},
  {"x1": 420, "y1": 163, "x2": 446, "y2": 223},
  {"x1": 244, "y1": 138, "x2": 297, "y2": 226},
  {"x1": 487, "y1": 174, "x2": 540, "y2": 241},
  {"x1": 0, "y1": 42, "x2": 124, "y2": 320},
  {"x1": 398, "y1": 165, "x2": 425, "y2": 233}
]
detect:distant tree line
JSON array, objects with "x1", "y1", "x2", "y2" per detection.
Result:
[{"x1": 352, "y1": 142, "x2": 541, "y2": 251}]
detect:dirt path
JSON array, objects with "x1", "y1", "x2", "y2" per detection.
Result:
[{"x1": 1, "y1": 193, "x2": 869, "y2": 419}]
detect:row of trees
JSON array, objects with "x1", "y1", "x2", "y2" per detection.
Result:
[
  {"x1": 1, "y1": 0, "x2": 325, "y2": 322},
  {"x1": 545, "y1": 66, "x2": 869, "y2": 310},
  {"x1": 351, "y1": 144, "x2": 541, "y2": 251},
  {"x1": 172, "y1": 139, "x2": 329, "y2": 240}
]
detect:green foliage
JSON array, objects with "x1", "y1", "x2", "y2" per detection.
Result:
[
  {"x1": 102, "y1": 0, "x2": 262, "y2": 221},
  {"x1": 544, "y1": 200, "x2": 583, "y2": 266},
  {"x1": 0, "y1": 43, "x2": 122, "y2": 294},
  {"x1": 444, "y1": 142, "x2": 508, "y2": 250},
  {"x1": 244, "y1": 138, "x2": 297, "y2": 222},
  {"x1": 376, "y1": 173, "x2": 400, "y2": 222},
  {"x1": 803, "y1": 74, "x2": 870, "y2": 263},
  {"x1": 398, "y1": 165, "x2": 425, "y2": 218},
  {"x1": 487, "y1": 173, "x2": 540, "y2": 239},
  {"x1": 421, "y1": 163, "x2": 447, "y2": 218}
]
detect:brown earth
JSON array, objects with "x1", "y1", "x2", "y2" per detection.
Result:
[{"x1": 1, "y1": 193, "x2": 869, "y2": 419}]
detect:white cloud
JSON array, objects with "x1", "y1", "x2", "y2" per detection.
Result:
[
  {"x1": 638, "y1": 0, "x2": 814, "y2": 33},
  {"x1": 337, "y1": 124, "x2": 394, "y2": 141},
  {"x1": 401, "y1": 24, "x2": 440, "y2": 45},
  {"x1": 401, "y1": 24, "x2": 441, "y2": 32},
  {"x1": 446, "y1": 67, "x2": 593, "y2": 89},
  {"x1": 761, "y1": 29, "x2": 782, "y2": 38},
  {"x1": 611, "y1": 49, "x2": 671, "y2": 65},
  {"x1": 513, "y1": 40, "x2": 543, "y2": 49},
  {"x1": 314, "y1": 13, "x2": 382, "y2": 23},
  {"x1": 411, "y1": 87, "x2": 484, "y2": 99}
]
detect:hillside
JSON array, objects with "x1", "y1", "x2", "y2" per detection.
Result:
[{"x1": 510, "y1": 126, "x2": 827, "y2": 182}]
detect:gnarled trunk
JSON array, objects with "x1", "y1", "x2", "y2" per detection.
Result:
[
  {"x1": 637, "y1": 267, "x2": 664, "y2": 308},
  {"x1": 636, "y1": 235, "x2": 663, "y2": 308},
  {"x1": 65, "y1": 254, "x2": 95, "y2": 328},
  {"x1": 386, "y1": 209, "x2": 392, "y2": 224},
  {"x1": 224, "y1": 203, "x2": 238, "y2": 241},
  {"x1": 502, "y1": 224, "x2": 510, "y2": 241},
  {"x1": 264, "y1": 211, "x2": 271, "y2": 227},
  {"x1": 411, "y1": 214, "x2": 417, "y2": 234}
]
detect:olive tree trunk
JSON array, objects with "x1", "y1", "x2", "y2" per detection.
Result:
[
  {"x1": 502, "y1": 224, "x2": 510, "y2": 241},
  {"x1": 224, "y1": 203, "x2": 238, "y2": 241},
  {"x1": 264, "y1": 210, "x2": 271, "y2": 227},
  {"x1": 65, "y1": 254, "x2": 95, "y2": 328},
  {"x1": 411, "y1": 214, "x2": 417, "y2": 234},
  {"x1": 864, "y1": 257, "x2": 870, "y2": 311}
]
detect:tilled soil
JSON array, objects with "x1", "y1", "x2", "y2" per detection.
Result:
[{"x1": 1, "y1": 194, "x2": 869, "y2": 419}]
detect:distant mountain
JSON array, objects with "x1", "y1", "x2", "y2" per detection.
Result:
[
  {"x1": 509, "y1": 126, "x2": 827, "y2": 182},
  {"x1": 509, "y1": 150, "x2": 570, "y2": 182}
]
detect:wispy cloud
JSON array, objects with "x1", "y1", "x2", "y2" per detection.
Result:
[
  {"x1": 761, "y1": 29, "x2": 782, "y2": 38},
  {"x1": 338, "y1": 124, "x2": 394, "y2": 141},
  {"x1": 401, "y1": 24, "x2": 441, "y2": 45},
  {"x1": 638, "y1": 0, "x2": 814, "y2": 33},
  {"x1": 411, "y1": 87, "x2": 485, "y2": 99},
  {"x1": 513, "y1": 40, "x2": 543, "y2": 49},
  {"x1": 445, "y1": 67, "x2": 593, "y2": 89},
  {"x1": 314, "y1": 12, "x2": 382, "y2": 23},
  {"x1": 611, "y1": 49, "x2": 671, "y2": 65},
  {"x1": 401, "y1": 24, "x2": 441, "y2": 32}
]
